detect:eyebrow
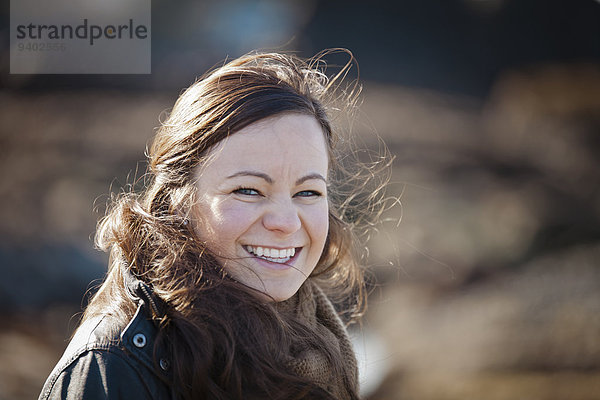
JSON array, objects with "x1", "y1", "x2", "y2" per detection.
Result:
[
  {"x1": 295, "y1": 173, "x2": 327, "y2": 186},
  {"x1": 226, "y1": 171, "x2": 327, "y2": 185}
]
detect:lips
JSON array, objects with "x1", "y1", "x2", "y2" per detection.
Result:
[{"x1": 244, "y1": 245, "x2": 297, "y2": 264}]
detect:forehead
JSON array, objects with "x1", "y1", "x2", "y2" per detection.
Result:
[{"x1": 200, "y1": 113, "x2": 329, "y2": 177}]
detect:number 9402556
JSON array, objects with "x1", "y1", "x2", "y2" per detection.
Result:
[{"x1": 17, "y1": 42, "x2": 66, "y2": 51}]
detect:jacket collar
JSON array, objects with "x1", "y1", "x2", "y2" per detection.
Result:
[
  {"x1": 118, "y1": 253, "x2": 168, "y2": 322},
  {"x1": 116, "y1": 253, "x2": 173, "y2": 380}
]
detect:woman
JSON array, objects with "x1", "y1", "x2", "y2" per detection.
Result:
[{"x1": 39, "y1": 50, "x2": 389, "y2": 400}]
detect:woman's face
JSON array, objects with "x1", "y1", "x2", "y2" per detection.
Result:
[{"x1": 193, "y1": 113, "x2": 330, "y2": 301}]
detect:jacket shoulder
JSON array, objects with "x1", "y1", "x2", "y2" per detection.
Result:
[
  {"x1": 39, "y1": 347, "x2": 155, "y2": 399},
  {"x1": 39, "y1": 302, "x2": 172, "y2": 399}
]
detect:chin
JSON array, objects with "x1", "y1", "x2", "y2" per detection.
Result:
[
  {"x1": 270, "y1": 293, "x2": 294, "y2": 302},
  {"x1": 262, "y1": 284, "x2": 302, "y2": 302}
]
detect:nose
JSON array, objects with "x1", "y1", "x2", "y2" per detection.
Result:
[{"x1": 262, "y1": 198, "x2": 301, "y2": 234}]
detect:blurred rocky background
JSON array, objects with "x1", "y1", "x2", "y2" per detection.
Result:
[{"x1": 1, "y1": 0, "x2": 599, "y2": 399}]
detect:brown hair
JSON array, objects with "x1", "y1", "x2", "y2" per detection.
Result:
[{"x1": 87, "y1": 50, "x2": 390, "y2": 399}]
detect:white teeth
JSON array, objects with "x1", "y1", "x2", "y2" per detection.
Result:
[{"x1": 245, "y1": 245, "x2": 297, "y2": 261}]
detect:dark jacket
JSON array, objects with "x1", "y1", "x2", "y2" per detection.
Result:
[
  {"x1": 39, "y1": 275, "x2": 175, "y2": 399},
  {"x1": 39, "y1": 266, "x2": 357, "y2": 399}
]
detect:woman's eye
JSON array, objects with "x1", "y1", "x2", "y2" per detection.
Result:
[
  {"x1": 234, "y1": 188, "x2": 260, "y2": 196},
  {"x1": 295, "y1": 190, "x2": 322, "y2": 198}
]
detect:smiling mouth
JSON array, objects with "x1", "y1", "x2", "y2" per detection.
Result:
[{"x1": 244, "y1": 245, "x2": 299, "y2": 264}]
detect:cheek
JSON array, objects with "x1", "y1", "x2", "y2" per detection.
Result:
[
  {"x1": 195, "y1": 198, "x2": 257, "y2": 244},
  {"x1": 305, "y1": 202, "x2": 330, "y2": 248}
]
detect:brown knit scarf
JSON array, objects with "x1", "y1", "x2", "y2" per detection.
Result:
[{"x1": 275, "y1": 279, "x2": 360, "y2": 399}]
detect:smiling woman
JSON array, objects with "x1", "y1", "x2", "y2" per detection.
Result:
[{"x1": 39, "y1": 50, "x2": 391, "y2": 400}]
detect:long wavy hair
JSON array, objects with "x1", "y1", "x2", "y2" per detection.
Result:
[{"x1": 85, "y1": 50, "x2": 390, "y2": 399}]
